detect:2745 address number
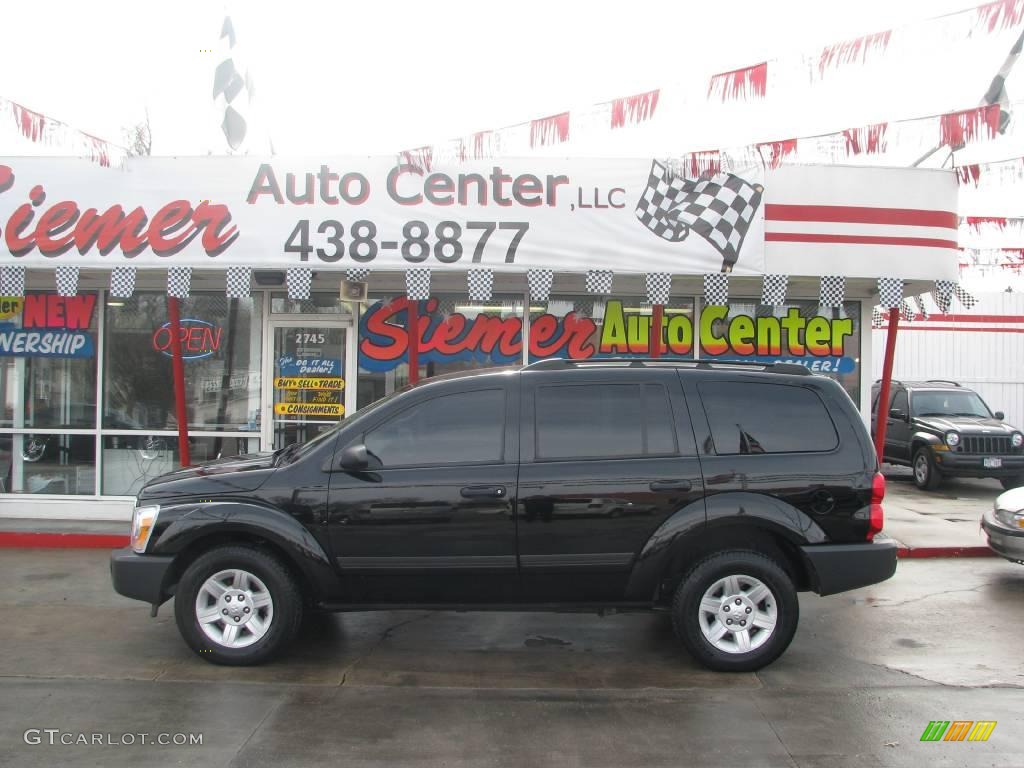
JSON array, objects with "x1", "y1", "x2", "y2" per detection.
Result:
[{"x1": 284, "y1": 219, "x2": 530, "y2": 264}]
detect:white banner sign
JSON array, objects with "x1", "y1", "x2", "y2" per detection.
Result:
[{"x1": 0, "y1": 157, "x2": 768, "y2": 275}]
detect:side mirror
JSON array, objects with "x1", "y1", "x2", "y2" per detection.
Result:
[
  {"x1": 337, "y1": 443, "x2": 369, "y2": 472},
  {"x1": 889, "y1": 408, "x2": 907, "y2": 421},
  {"x1": 995, "y1": 411, "x2": 1005, "y2": 421}
]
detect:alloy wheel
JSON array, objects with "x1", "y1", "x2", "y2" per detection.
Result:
[
  {"x1": 195, "y1": 568, "x2": 274, "y2": 649},
  {"x1": 697, "y1": 574, "x2": 778, "y2": 654}
]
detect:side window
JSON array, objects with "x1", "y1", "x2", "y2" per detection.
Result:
[
  {"x1": 698, "y1": 382, "x2": 838, "y2": 455},
  {"x1": 364, "y1": 389, "x2": 505, "y2": 467},
  {"x1": 892, "y1": 390, "x2": 908, "y2": 413},
  {"x1": 535, "y1": 382, "x2": 685, "y2": 460}
]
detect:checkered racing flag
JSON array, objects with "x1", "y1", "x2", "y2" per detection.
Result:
[
  {"x1": 226, "y1": 266, "x2": 252, "y2": 298},
  {"x1": 286, "y1": 267, "x2": 312, "y2": 300},
  {"x1": 871, "y1": 306, "x2": 884, "y2": 328},
  {"x1": 55, "y1": 266, "x2": 79, "y2": 297},
  {"x1": 761, "y1": 274, "x2": 788, "y2": 306},
  {"x1": 819, "y1": 276, "x2": 845, "y2": 308},
  {"x1": 877, "y1": 278, "x2": 903, "y2": 309},
  {"x1": 406, "y1": 268, "x2": 431, "y2": 300},
  {"x1": 346, "y1": 268, "x2": 370, "y2": 282},
  {"x1": 635, "y1": 160, "x2": 763, "y2": 271},
  {"x1": 467, "y1": 268, "x2": 494, "y2": 302},
  {"x1": 645, "y1": 273, "x2": 672, "y2": 305},
  {"x1": 0, "y1": 265, "x2": 25, "y2": 297},
  {"x1": 900, "y1": 300, "x2": 915, "y2": 322},
  {"x1": 913, "y1": 294, "x2": 930, "y2": 320},
  {"x1": 527, "y1": 269, "x2": 554, "y2": 301},
  {"x1": 168, "y1": 267, "x2": 192, "y2": 298},
  {"x1": 703, "y1": 273, "x2": 729, "y2": 306},
  {"x1": 110, "y1": 267, "x2": 136, "y2": 299},
  {"x1": 586, "y1": 270, "x2": 614, "y2": 295},
  {"x1": 954, "y1": 285, "x2": 977, "y2": 309},
  {"x1": 933, "y1": 280, "x2": 955, "y2": 314}
]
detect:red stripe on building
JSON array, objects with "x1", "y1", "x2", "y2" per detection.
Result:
[
  {"x1": 884, "y1": 325, "x2": 1024, "y2": 333},
  {"x1": 765, "y1": 232, "x2": 958, "y2": 248},
  {"x1": 765, "y1": 204, "x2": 957, "y2": 229}
]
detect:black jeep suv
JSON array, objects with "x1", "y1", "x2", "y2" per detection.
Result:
[
  {"x1": 871, "y1": 379, "x2": 1024, "y2": 491},
  {"x1": 111, "y1": 359, "x2": 896, "y2": 672}
]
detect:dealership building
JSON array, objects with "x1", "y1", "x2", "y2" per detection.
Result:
[{"x1": 0, "y1": 156, "x2": 958, "y2": 519}]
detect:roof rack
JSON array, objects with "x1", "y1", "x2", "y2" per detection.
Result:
[
  {"x1": 524, "y1": 358, "x2": 811, "y2": 376},
  {"x1": 925, "y1": 379, "x2": 961, "y2": 387}
]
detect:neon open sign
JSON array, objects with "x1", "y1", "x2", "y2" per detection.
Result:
[{"x1": 151, "y1": 318, "x2": 223, "y2": 360}]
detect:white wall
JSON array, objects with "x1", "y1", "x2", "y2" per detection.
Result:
[{"x1": 872, "y1": 292, "x2": 1024, "y2": 429}]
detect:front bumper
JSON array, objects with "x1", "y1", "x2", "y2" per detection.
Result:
[
  {"x1": 934, "y1": 452, "x2": 1024, "y2": 478},
  {"x1": 981, "y1": 509, "x2": 1024, "y2": 563},
  {"x1": 800, "y1": 540, "x2": 898, "y2": 596},
  {"x1": 110, "y1": 547, "x2": 174, "y2": 604}
]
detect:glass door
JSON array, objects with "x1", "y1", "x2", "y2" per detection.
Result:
[{"x1": 268, "y1": 323, "x2": 349, "y2": 450}]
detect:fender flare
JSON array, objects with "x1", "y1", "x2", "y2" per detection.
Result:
[
  {"x1": 625, "y1": 492, "x2": 826, "y2": 601},
  {"x1": 151, "y1": 501, "x2": 340, "y2": 601},
  {"x1": 910, "y1": 431, "x2": 943, "y2": 452}
]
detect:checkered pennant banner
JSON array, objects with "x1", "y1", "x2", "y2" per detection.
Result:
[
  {"x1": 0, "y1": 265, "x2": 26, "y2": 297},
  {"x1": 933, "y1": 280, "x2": 955, "y2": 314},
  {"x1": 586, "y1": 270, "x2": 614, "y2": 295},
  {"x1": 55, "y1": 266, "x2": 79, "y2": 297},
  {"x1": 286, "y1": 267, "x2": 312, "y2": 300},
  {"x1": 645, "y1": 273, "x2": 671, "y2": 305},
  {"x1": 913, "y1": 294, "x2": 930, "y2": 320},
  {"x1": 819, "y1": 276, "x2": 845, "y2": 308},
  {"x1": 434, "y1": 297, "x2": 457, "y2": 317},
  {"x1": 871, "y1": 306, "x2": 884, "y2": 328},
  {"x1": 346, "y1": 268, "x2": 370, "y2": 282},
  {"x1": 877, "y1": 278, "x2": 904, "y2": 309},
  {"x1": 226, "y1": 266, "x2": 252, "y2": 298},
  {"x1": 703, "y1": 273, "x2": 729, "y2": 306},
  {"x1": 406, "y1": 268, "x2": 431, "y2": 300},
  {"x1": 900, "y1": 300, "x2": 915, "y2": 322},
  {"x1": 167, "y1": 267, "x2": 192, "y2": 298},
  {"x1": 467, "y1": 268, "x2": 494, "y2": 302},
  {"x1": 954, "y1": 285, "x2": 977, "y2": 310},
  {"x1": 761, "y1": 274, "x2": 788, "y2": 306},
  {"x1": 527, "y1": 269, "x2": 554, "y2": 301},
  {"x1": 109, "y1": 267, "x2": 136, "y2": 299}
]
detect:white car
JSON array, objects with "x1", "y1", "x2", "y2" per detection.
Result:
[{"x1": 983, "y1": 487, "x2": 1024, "y2": 564}]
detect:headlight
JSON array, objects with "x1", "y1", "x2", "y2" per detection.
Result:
[
  {"x1": 995, "y1": 505, "x2": 1024, "y2": 529},
  {"x1": 945, "y1": 431, "x2": 960, "y2": 447},
  {"x1": 1013, "y1": 432, "x2": 1023, "y2": 448},
  {"x1": 130, "y1": 505, "x2": 160, "y2": 553}
]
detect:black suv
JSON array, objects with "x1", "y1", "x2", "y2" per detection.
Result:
[
  {"x1": 871, "y1": 379, "x2": 1024, "y2": 491},
  {"x1": 111, "y1": 359, "x2": 896, "y2": 672}
]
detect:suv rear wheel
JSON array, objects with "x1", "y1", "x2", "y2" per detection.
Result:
[
  {"x1": 912, "y1": 446, "x2": 942, "y2": 491},
  {"x1": 671, "y1": 550, "x2": 798, "y2": 672},
  {"x1": 174, "y1": 546, "x2": 303, "y2": 665}
]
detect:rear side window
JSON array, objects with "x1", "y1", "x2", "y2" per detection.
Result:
[
  {"x1": 699, "y1": 382, "x2": 838, "y2": 454},
  {"x1": 535, "y1": 383, "x2": 680, "y2": 460}
]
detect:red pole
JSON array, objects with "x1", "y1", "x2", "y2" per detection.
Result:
[
  {"x1": 166, "y1": 296, "x2": 191, "y2": 467},
  {"x1": 873, "y1": 307, "x2": 900, "y2": 465},
  {"x1": 407, "y1": 298, "x2": 420, "y2": 385},
  {"x1": 650, "y1": 304, "x2": 664, "y2": 358}
]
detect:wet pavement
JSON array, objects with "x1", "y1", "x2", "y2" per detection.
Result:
[{"x1": 0, "y1": 549, "x2": 1022, "y2": 767}]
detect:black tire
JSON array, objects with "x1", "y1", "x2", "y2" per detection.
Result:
[
  {"x1": 912, "y1": 446, "x2": 942, "y2": 491},
  {"x1": 174, "y1": 545, "x2": 303, "y2": 666},
  {"x1": 671, "y1": 550, "x2": 799, "y2": 673},
  {"x1": 1000, "y1": 475, "x2": 1024, "y2": 491}
]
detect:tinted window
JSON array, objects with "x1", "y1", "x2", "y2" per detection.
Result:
[
  {"x1": 364, "y1": 389, "x2": 504, "y2": 467},
  {"x1": 535, "y1": 383, "x2": 680, "y2": 459},
  {"x1": 892, "y1": 390, "x2": 908, "y2": 413},
  {"x1": 699, "y1": 382, "x2": 838, "y2": 454}
]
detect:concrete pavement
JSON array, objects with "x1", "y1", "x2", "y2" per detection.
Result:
[{"x1": 0, "y1": 548, "x2": 1022, "y2": 766}]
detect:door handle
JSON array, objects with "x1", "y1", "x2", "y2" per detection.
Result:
[
  {"x1": 649, "y1": 479, "x2": 692, "y2": 492},
  {"x1": 460, "y1": 485, "x2": 506, "y2": 499}
]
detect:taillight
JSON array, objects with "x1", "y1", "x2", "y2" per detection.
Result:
[{"x1": 868, "y1": 472, "x2": 885, "y2": 541}]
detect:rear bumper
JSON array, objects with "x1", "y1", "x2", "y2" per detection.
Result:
[
  {"x1": 109, "y1": 547, "x2": 174, "y2": 604},
  {"x1": 935, "y1": 453, "x2": 1024, "y2": 478},
  {"x1": 800, "y1": 541, "x2": 898, "y2": 596}
]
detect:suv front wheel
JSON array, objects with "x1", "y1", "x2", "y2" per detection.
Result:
[
  {"x1": 174, "y1": 545, "x2": 303, "y2": 665},
  {"x1": 671, "y1": 550, "x2": 798, "y2": 672},
  {"x1": 912, "y1": 446, "x2": 942, "y2": 491}
]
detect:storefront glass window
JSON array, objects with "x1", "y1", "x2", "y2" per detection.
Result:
[
  {"x1": 104, "y1": 294, "x2": 262, "y2": 432},
  {"x1": 270, "y1": 293, "x2": 355, "y2": 317}
]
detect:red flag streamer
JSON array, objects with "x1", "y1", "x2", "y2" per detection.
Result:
[
  {"x1": 756, "y1": 139, "x2": 797, "y2": 169},
  {"x1": 398, "y1": 146, "x2": 433, "y2": 173},
  {"x1": 818, "y1": 30, "x2": 892, "y2": 76},
  {"x1": 683, "y1": 150, "x2": 721, "y2": 177},
  {"x1": 459, "y1": 130, "x2": 494, "y2": 161},
  {"x1": 4, "y1": 97, "x2": 119, "y2": 167},
  {"x1": 610, "y1": 89, "x2": 660, "y2": 129},
  {"x1": 958, "y1": 164, "x2": 983, "y2": 185},
  {"x1": 707, "y1": 62, "x2": 768, "y2": 102},
  {"x1": 965, "y1": 215, "x2": 1009, "y2": 229},
  {"x1": 842, "y1": 123, "x2": 888, "y2": 155},
  {"x1": 940, "y1": 104, "x2": 1001, "y2": 146},
  {"x1": 529, "y1": 112, "x2": 570, "y2": 147},
  {"x1": 975, "y1": 0, "x2": 1024, "y2": 32}
]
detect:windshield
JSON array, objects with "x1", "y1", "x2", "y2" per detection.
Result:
[{"x1": 912, "y1": 391, "x2": 992, "y2": 418}]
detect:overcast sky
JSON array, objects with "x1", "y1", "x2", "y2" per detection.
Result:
[{"x1": 0, "y1": 0, "x2": 988, "y2": 155}]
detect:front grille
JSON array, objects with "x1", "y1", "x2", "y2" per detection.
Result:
[{"x1": 960, "y1": 435, "x2": 1011, "y2": 455}]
